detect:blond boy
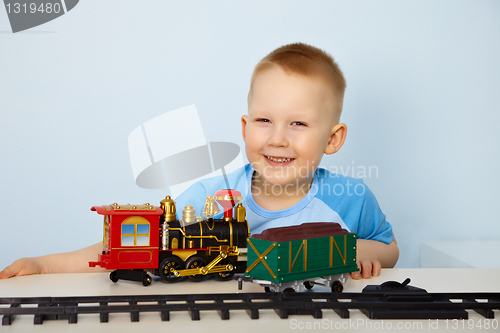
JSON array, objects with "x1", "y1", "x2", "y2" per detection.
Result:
[{"x1": 0, "y1": 43, "x2": 398, "y2": 280}]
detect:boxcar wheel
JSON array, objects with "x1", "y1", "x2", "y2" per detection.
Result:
[
  {"x1": 159, "y1": 257, "x2": 183, "y2": 283},
  {"x1": 109, "y1": 271, "x2": 118, "y2": 283},
  {"x1": 186, "y1": 256, "x2": 208, "y2": 282},
  {"x1": 331, "y1": 281, "x2": 344, "y2": 293},
  {"x1": 303, "y1": 281, "x2": 314, "y2": 290}
]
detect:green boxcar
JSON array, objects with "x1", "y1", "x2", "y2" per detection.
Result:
[{"x1": 245, "y1": 233, "x2": 358, "y2": 284}]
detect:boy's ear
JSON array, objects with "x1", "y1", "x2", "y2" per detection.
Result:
[
  {"x1": 241, "y1": 115, "x2": 248, "y2": 140},
  {"x1": 324, "y1": 123, "x2": 347, "y2": 155}
]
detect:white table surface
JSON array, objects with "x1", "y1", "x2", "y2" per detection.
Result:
[{"x1": 1, "y1": 268, "x2": 499, "y2": 333}]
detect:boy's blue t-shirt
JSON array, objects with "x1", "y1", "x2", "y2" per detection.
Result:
[{"x1": 173, "y1": 164, "x2": 394, "y2": 244}]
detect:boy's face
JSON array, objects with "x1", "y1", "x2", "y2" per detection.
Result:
[{"x1": 242, "y1": 66, "x2": 342, "y2": 191}]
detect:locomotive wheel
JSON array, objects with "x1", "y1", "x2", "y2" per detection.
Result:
[
  {"x1": 213, "y1": 259, "x2": 235, "y2": 281},
  {"x1": 303, "y1": 281, "x2": 314, "y2": 290},
  {"x1": 159, "y1": 257, "x2": 183, "y2": 283},
  {"x1": 186, "y1": 256, "x2": 208, "y2": 282},
  {"x1": 331, "y1": 281, "x2": 344, "y2": 293},
  {"x1": 142, "y1": 272, "x2": 152, "y2": 286},
  {"x1": 283, "y1": 287, "x2": 296, "y2": 293},
  {"x1": 109, "y1": 271, "x2": 118, "y2": 283}
]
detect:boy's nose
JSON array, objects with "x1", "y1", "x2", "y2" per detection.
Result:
[{"x1": 267, "y1": 128, "x2": 289, "y2": 147}]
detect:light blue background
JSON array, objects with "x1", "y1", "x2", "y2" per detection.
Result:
[{"x1": 1, "y1": 1, "x2": 499, "y2": 271}]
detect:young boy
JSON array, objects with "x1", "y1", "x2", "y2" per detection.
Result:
[{"x1": 0, "y1": 43, "x2": 398, "y2": 280}]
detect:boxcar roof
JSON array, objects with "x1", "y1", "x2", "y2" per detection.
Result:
[{"x1": 251, "y1": 222, "x2": 349, "y2": 242}]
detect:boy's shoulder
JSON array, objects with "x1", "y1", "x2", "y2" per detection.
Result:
[
  {"x1": 313, "y1": 168, "x2": 390, "y2": 241},
  {"x1": 175, "y1": 164, "x2": 249, "y2": 202},
  {"x1": 313, "y1": 167, "x2": 375, "y2": 205},
  {"x1": 315, "y1": 167, "x2": 365, "y2": 185},
  {"x1": 194, "y1": 164, "x2": 250, "y2": 189}
]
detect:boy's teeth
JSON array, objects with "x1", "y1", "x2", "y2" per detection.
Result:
[{"x1": 266, "y1": 156, "x2": 292, "y2": 163}]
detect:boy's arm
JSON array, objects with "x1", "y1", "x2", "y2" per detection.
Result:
[
  {"x1": 351, "y1": 238, "x2": 399, "y2": 279},
  {"x1": 0, "y1": 242, "x2": 108, "y2": 279}
]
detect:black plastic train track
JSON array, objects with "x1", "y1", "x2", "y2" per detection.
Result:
[{"x1": 1, "y1": 279, "x2": 499, "y2": 325}]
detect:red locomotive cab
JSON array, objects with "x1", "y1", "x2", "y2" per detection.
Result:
[{"x1": 89, "y1": 203, "x2": 163, "y2": 270}]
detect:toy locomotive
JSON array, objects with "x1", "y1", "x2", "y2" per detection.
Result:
[
  {"x1": 89, "y1": 189, "x2": 250, "y2": 285},
  {"x1": 241, "y1": 222, "x2": 358, "y2": 293}
]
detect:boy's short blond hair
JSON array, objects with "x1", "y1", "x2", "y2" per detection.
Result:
[{"x1": 248, "y1": 43, "x2": 346, "y2": 118}]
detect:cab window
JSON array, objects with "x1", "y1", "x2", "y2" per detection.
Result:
[{"x1": 121, "y1": 217, "x2": 150, "y2": 246}]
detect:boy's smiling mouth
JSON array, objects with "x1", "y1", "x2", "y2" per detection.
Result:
[{"x1": 265, "y1": 155, "x2": 295, "y2": 163}]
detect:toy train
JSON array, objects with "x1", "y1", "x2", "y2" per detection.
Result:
[
  {"x1": 89, "y1": 189, "x2": 250, "y2": 286},
  {"x1": 89, "y1": 188, "x2": 359, "y2": 292}
]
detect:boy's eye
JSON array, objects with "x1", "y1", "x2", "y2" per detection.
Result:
[
  {"x1": 256, "y1": 118, "x2": 271, "y2": 123},
  {"x1": 291, "y1": 121, "x2": 307, "y2": 126}
]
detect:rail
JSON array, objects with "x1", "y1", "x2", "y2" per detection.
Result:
[{"x1": 1, "y1": 290, "x2": 499, "y2": 325}]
